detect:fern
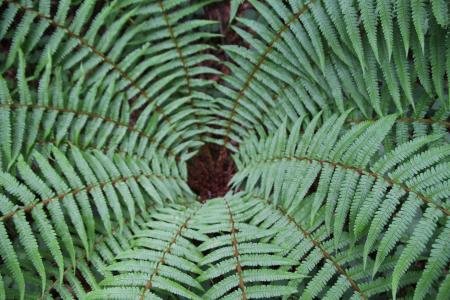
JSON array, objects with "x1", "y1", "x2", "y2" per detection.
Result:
[
  {"x1": 0, "y1": 0, "x2": 449, "y2": 299},
  {"x1": 232, "y1": 113, "x2": 449, "y2": 297}
]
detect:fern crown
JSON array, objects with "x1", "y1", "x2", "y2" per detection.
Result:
[{"x1": 0, "y1": 0, "x2": 449, "y2": 299}]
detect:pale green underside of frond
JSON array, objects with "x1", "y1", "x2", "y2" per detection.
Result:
[
  {"x1": 209, "y1": 0, "x2": 450, "y2": 147},
  {"x1": 53, "y1": 113, "x2": 450, "y2": 299},
  {"x1": 0, "y1": 0, "x2": 449, "y2": 299}
]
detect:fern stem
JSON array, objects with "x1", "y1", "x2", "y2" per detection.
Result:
[
  {"x1": 158, "y1": 0, "x2": 193, "y2": 96},
  {"x1": 224, "y1": 198, "x2": 247, "y2": 299},
  {"x1": 221, "y1": 0, "x2": 317, "y2": 148},
  {"x1": 0, "y1": 103, "x2": 180, "y2": 161},
  {"x1": 248, "y1": 156, "x2": 450, "y2": 216},
  {"x1": 34, "y1": 139, "x2": 167, "y2": 165},
  {"x1": 347, "y1": 117, "x2": 450, "y2": 128},
  {"x1": 0, "y1": 171, "x2": 180, "y2": 223},
  {"x1": 0, "y1": 102, "x2": 180, "y2": 161},
  {"x1": 157, "y1": 0, "x2": 204, "y2": 145},
  {"x1": 253, "y1": 194, "x2": 367, "y2": 299},
  {"x1": 139, "y1": 206, "x2": 201, "y2": 299}
]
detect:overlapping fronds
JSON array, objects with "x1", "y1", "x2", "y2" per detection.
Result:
[
  {"x1": 0, "y1": 58, "x2": 197, "y2": 172},
  {"x1": 233, "y1": 113, "x2": 450, "y2": 299},
  {"x1": 1, "y1": 0, "x2": 218, "y2": 298},
  {"x1": 209, "y1": 0, "x2": 450, "y2": 147},
  {"x1": 86, "y1": 204, "x2": 203, "y2": 299},
  {"x1": 0, "y1": 55, "x2": 132, "y2": 170},
  {"x1": 193, "y1": 195, "x2": 305, "y2": 299},
  {"x1": 0, "y1": 0, "x2": 219, "y2": 110},
  {"x1": 87, "y1": 195, "x2": 307, "y2": 299},
  {"x1": 30, "y1": 213, "x2": 150, "y2": 299},
  {"x1": 0, "y1": 145, "x2": 192, "y2": 299},
  {"x1": 0, "y1": 0, "x2": 449, "y2": 299},
  {"x1": 0, "y1": 0, "x2": 219, "y2": 162}
]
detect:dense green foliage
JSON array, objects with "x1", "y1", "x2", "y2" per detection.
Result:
[{"x1": 0, "y1": 0, "x2": 449, "y2": 299}]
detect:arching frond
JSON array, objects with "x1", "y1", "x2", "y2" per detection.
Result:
[
  {"x1": 207, "y1": 0, "x2": 449, "y2": 147},
  {"x1": 87, "y1": 203, "x2": 203, "y2": 300},
  {"x1": 0, "y1": 0, "x2": 448, "y2": 299},
  {"x1": 0, "y1": 145, "x2": 192, "y2": 299},
  {"x1": 232, "y1": 113, "x2": 450, "y2": 299}
]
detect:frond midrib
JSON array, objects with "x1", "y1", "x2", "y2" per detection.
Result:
[
  {"x1": 5, "y1": 0, "x2": 192, "y2": 140},
  {"x1": 220, "y1": 0, "x2": 317, "y2": 147},
  {"x1": 0, "y1": 102, "x2": 180, "y2": 160},
  {"x1": 241, "y1": 154, "x2": 449, "y2": 216},
  {"x1": 224, "y1": 198, "x2": 248, "y2": 299},
  {"x1": 251, "y1": 194, "x2": 367, "y2": 299},
  {"x1": 140, "y1": 207, "x2": 200, "y2": 298},
  {"x1": 0, "y1": 170, "x2": 180, "y2": 223}
]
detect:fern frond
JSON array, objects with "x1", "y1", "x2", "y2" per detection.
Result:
[
  {"x1": 0, "y1": 0, "x2": 449, "y2": 298},
  {"x1": 209, "y1": 0, "x2": 449, "y2": 147},
  {"x1": 0, "y1": 144, "x2": 191, "y2": 298},
  {"x1": 1, "y1": 0, "x2": 219, "y2": 162},
  {"x1": 232, "y1": 113, "x2": 450, "y2": 298},
  {"x1": 87, "y1": 203, "x2": 202, "y2": 300}
]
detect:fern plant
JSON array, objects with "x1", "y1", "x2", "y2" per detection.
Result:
[{"x1": 0, "y1": 0, "x2": 449, "y2": 299}]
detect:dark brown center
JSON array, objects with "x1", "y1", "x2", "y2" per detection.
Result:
[{"x1": 187, "y1": 144, "x2": 236, "y2": 201}]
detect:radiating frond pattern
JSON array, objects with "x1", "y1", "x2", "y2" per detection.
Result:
[
  {"x1": 0, "y1": 0, "x2": 448, "y2": 299},
  {"x1": 207, "y1": 0, "x2": 450, "y2": 148},
  {"x1": 232, "y1": 114, "x2": 449, "y2": 299}
]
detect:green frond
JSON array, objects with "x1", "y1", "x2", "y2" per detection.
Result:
[
  {"x1": 0, "y1": 0, "x2": 449, "y2": 299},
  {"x1": 0, "y1": 143, "x2": 190, "y2": 297},
  {"x1": 88, "y1": 204, "x2": 202, "y2": 299},
  {"x1": 411, "y1": 0, "x2": 427, "y2": 52},
  {"x1": 232, "y1": 113, "x2": 450, "y2": 298},
  {"x1": 230, "y1": 0, "x2": 245, "y2": 23}
]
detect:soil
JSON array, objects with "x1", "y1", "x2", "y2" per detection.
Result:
[{"x1": 187, "y1": 143, "x2": 236, "y2": 201}]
